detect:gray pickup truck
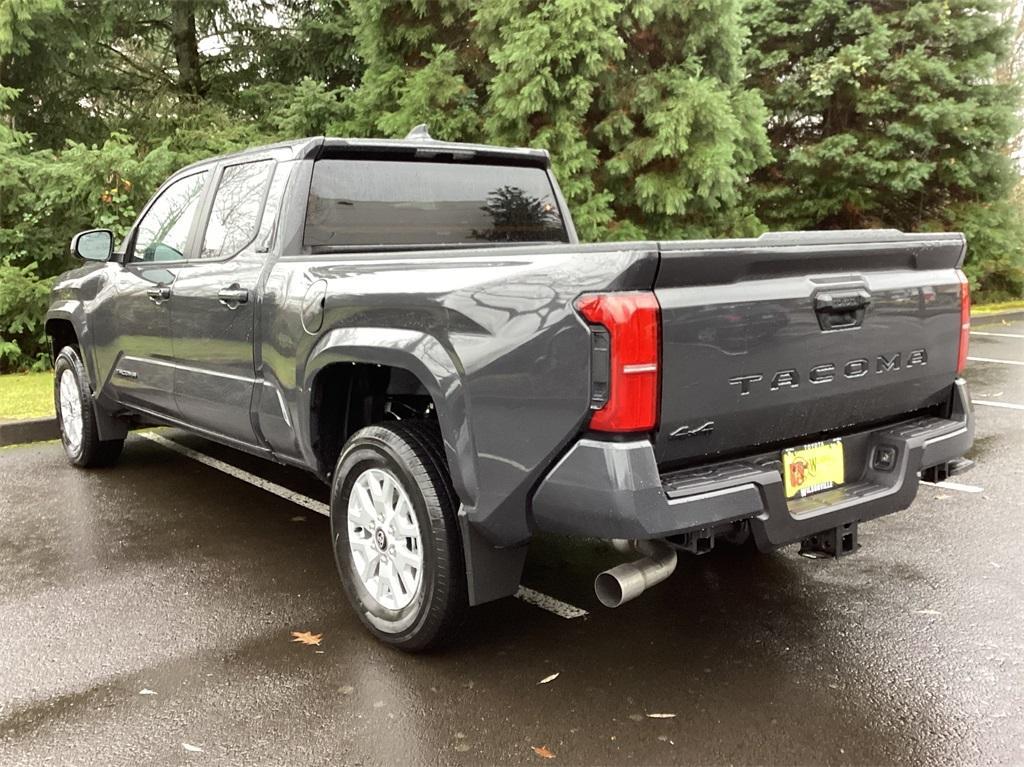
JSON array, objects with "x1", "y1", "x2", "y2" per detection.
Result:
[{"x1": 47, "y1": 129, "x2": 974, "y2": 650}]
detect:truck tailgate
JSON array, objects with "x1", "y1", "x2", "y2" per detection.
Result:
[{"x1": 653, "y1": 231, "x2": 966, "y2": 467}]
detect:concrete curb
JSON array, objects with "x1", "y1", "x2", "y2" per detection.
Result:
[{"x1": 0, "y1": 416, "x2": 59, "y2": 447}]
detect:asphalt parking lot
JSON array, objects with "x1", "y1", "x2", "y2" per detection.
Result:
[{"x1": 0, "y1": 316, "x2": 1021, "y2": 766}]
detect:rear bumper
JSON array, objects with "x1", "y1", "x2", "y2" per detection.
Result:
[{"x1": 530, "y1": 380, "x2": 973, "y2": 549}]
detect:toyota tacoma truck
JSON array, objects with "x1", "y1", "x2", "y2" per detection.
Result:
[{"x1": 47, "y1": 128, "x2": 974, "y2": 650}]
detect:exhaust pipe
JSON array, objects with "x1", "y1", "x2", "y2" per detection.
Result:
[{"x1": 595, "y1": 539, "x2": 678, "y2": 608}]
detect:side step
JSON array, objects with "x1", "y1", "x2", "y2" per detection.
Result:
[{"x1": 799, "y1": 522, "x2": 859, "y2": 559}]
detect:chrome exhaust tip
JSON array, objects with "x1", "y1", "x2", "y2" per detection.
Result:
[{"x1": 594, "y1": 539, "x2": 678, "y2": 608}]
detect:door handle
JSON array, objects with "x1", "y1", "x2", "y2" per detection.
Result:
[
  {"x1": 146, "y1": 286, "x2": 171, "y2": 303},
  {"x1": 218, "y1": 287, "x2": 249, "y2": 307}
]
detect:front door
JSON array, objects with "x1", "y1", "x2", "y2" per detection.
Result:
[
  {"x1": 170, "y1": 159, "x2": 277, "y2": 446},
  {"x1": 95, "y1": 169, "x2": 210, "y2": 417}
]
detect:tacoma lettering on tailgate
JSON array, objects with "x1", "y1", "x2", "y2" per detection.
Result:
[{"x1": 728, "y1": 349, "x2": 928, "y2": 396}]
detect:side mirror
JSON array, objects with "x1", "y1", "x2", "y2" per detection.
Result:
[{"x1": 70, "y1": 229, "x2": 114, "y2": 262}]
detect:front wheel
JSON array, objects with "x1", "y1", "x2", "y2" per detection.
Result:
[
  {"x1": 330, "y1": 421, "x2": 467, "y2": 651},
  {"x1": 53, "y1": 346, "x2": 123, "y2": 468}
]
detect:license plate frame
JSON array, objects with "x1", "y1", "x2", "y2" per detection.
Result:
[{"x1": 782, "y1": 438, "x2": 845, "y2": 499}]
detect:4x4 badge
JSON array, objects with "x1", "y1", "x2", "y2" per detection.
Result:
[{"x1": 669, "y1": 421, "x2": 715, "y2": 439}]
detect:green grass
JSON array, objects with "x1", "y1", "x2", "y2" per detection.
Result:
[
  {"x1": 0, "y1": 371, "x2": 54, "y2": 421},
  {"x1": 972, "y1": 299, "x2": 1024, "y2": 315}
]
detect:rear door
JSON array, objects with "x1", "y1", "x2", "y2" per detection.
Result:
[
  {"x1": 652, "y1": 231, "x2": 966, "y2": 467},
  {"x1": 169, "y1": 158, "x2": 279, "y2": 446}
]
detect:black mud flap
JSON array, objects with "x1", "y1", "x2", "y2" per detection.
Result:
[{"x1": 798, "y1": 522, "x2": 859, "y2": 559}]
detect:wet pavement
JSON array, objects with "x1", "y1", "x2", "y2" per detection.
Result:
[{"x1": 0, "y1": 319, "x2": 1021, "y2": 766}]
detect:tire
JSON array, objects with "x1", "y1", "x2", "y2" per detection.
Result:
[
  {"x1": 330, "y1": 421, "x2": 467, "y2": 651},
  {"x1": 53, "y1": 345, "x2": 124, "y2": 468}
]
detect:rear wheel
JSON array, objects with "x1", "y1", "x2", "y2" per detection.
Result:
[
  {"x1": 53, "y1": 346, "x2": 123, "y2": 468},
  {"x1": 330, "y1": 421, "x2": 466, "y2": 651}
]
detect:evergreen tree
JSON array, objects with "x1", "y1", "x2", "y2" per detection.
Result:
[
  {"x1": 342, "y1": 0, "x2": 770, "y2": 240},
  {"x1": 342, "y1": 0, "x2": 482, "y2": 141},
  {"x1": 746, "y1": 0, "x2": 1023, "y2": 294},
  {"x1": 478, "y1": 0, "x2": 625, "y2": 234},
  {"x1": 1, "y1": 0, "x2": 1021, "y2": 370},
  {"x1": 595, "y1": 0, "x2": 771, "y2": 239}
]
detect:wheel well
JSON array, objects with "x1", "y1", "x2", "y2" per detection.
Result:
[
  {"x1": 310, "y1": 362, "x2": 439, "y2": 478},
  {"x1": 45, "y1": 319, "x2": 78, "y2": 360}
]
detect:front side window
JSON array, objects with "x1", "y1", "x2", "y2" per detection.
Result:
[
  {"x1": 131, "y1": 171, "x2": 208, "y2": 262},
  {"x1": 304, "y1": 159, "x2": 570, "y2": 248},
  {"x1": 200, "y1": 160, "x2": 275, "y2": 259}
]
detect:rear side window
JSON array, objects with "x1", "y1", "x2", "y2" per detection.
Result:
[
  {"x1": 304, "y1": 159, "x2": 569, "y2": 248},
  {"x1": 200, "y1": 160, "x2": 275, "y2": 259}
]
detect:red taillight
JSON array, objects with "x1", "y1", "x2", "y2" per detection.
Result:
[
  {"x1": 574, "y1": 291, "x2": 660, "y2": 432},
  {"x1": 956, "y1": 270, "x2": 970, "y2": 375}
]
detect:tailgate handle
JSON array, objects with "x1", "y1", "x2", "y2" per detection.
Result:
[{"x1": 814, "y1": 289, "x2": 871, "y2": 330}]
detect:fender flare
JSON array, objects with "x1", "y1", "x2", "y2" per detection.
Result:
[
  {"x1": 300, "y1": 326, "x2": 478, "y2": 509},
  {"x1": 44, "y1": 303, "x2": 95, "y2": 383}
]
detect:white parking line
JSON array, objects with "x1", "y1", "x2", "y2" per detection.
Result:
[
  {"x1": 968, "y1": 356, "x2": 1024, "y2": 367},
  {"x1": 921, "y1": 480, "x2": 984, "y2": 494},
  {"x1": 972, "y1": 400, "x2": 1024, "y2": 411},
  {"x1": 971, "y1": 331, "x2": 1024, "y2": 339},
  {"x1": 138, "y1": 431, "x2": 588, "y2": 620}
]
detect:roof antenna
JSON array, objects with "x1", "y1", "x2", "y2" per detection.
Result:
[{"x1": 405, "y1": 123, "x2": 433, "y2": 141}]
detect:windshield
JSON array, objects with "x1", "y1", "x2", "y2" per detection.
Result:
[{"x1": 304, "y1": 159, "x2": 570, "y2": 248}]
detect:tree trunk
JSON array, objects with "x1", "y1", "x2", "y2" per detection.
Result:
[{"x1": 171, "y1": 0, "x2": 203, "y2": 96}]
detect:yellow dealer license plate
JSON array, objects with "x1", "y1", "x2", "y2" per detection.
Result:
[{"x1": 782, "y1": 438, "x2": 845, "y2": 499}]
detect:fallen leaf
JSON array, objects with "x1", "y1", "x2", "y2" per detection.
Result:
[
  {"x1": 454, "y1": 743, "x2": 471, "y2": 753},
  {"x1": 537, "y1": 672, "x2": 560, "y2": 685},
  {"x1": 291, "y1": 630, "x2": 323, "y2": 646},
  {"x1": 646, "y1": 713, "x2": 677, "y2": 719},
  {"x1": 340, "y1": 685, "x2": 355, "y2": 695},
  {"x1": 182, "y1": 743, "x2": 204, "y2": 753},
  {"x1": 532, "y1": 745, "x2": 556, "y2": 759},
  {"x1": 139, "y1": 688, "x2": 157, "y2": 696}
]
